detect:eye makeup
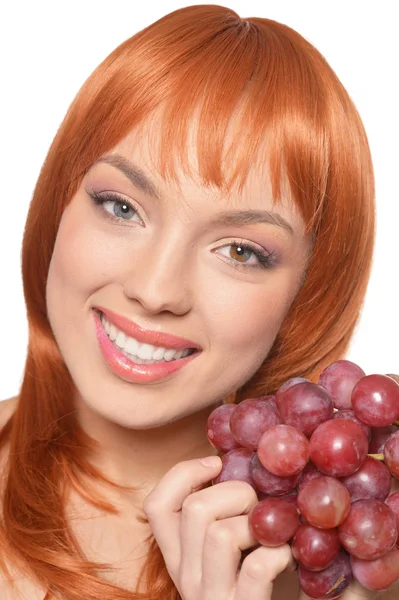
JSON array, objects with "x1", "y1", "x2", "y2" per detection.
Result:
[{"x1": 87, "y1": 188, "x2": 279, "y2": 272}]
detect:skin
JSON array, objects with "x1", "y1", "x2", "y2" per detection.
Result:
[
  {"x1": 1, "y1": 117, "x2": 398, "y2": 597},
  {"x1": 43, "y1": 116, "x2": 311, "y2": 596},
  {"x1": 45, "y1": 120, "x2": 310, "y2": 496}
]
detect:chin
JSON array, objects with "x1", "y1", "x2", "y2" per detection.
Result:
[{"x1": 74, "y1": 383, "x2": 207, "y2": 432}]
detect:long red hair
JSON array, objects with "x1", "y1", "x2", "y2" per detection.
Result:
[{"x1": 0, "y1": 5, "x2": 374, "y2": 599}]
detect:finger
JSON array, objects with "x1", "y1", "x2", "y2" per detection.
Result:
[
  {"x1": 297, "y1": 578, "x2": 379, "y2": 600},
  {"x1": 179, "y1": 479, "x2": 258, "y2": 588},
  {"x1": 235, "y1": 543, "x2": 296, "y2": 600},
  {"x1": 386, "y1": 374, "x2": 399, "y2": 385},
  {"x1": 195, "y1": 514, "x2": 258, "y2": 599},
  {"x1": 142, "y1": 456, "x2": 222, "y2": 575}
]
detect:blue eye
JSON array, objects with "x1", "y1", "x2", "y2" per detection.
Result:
[{"x1": 89, "y1": 190, "x2": 143, "y2": 224}]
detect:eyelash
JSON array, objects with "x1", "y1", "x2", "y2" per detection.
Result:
[{"x1": 88, "y1": 190, "x2": 277, "y2": 271}]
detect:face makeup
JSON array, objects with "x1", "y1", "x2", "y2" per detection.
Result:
[{"x1": 46, "y1": 123, "x2": 310, "y2": 432}]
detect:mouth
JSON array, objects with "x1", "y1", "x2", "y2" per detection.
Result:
[
  {"x1": 93, "y1": 309, "x2": 201, "y2": 384},
  {"x1": 96, "y1": 309, "x2": 199, "y2": 366}
]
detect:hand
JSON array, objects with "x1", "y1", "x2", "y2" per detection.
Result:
[{"x1": 143, "y1": 456, "x2": 296, "y2": 600}]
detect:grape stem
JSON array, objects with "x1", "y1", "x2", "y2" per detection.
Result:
[{"x1": 368, "y1": 453, "x2": 384, "y2": 460}]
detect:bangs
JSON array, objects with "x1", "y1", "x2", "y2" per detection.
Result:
[
  {"x1": 74, "y1": 8, "x2": 340, "y2": 236},
  {"x1": 127, "y1": 17, "x2": 331, "y2": 235}
]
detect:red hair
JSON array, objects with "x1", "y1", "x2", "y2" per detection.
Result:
[{"x1": 0, "y1": 5, "x2": 374, "y2": 598}]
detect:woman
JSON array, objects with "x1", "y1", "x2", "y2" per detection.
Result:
[{"x1": 0, "y1": 4, "x2": 396, "y2": 599}]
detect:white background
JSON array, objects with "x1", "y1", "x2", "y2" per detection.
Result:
[{"x1": 0, "y1": 1, "x2": 398, "y2": 401}]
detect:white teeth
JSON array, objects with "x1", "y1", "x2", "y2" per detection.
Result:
[
  {"x1": 139, "y1": 342, "x2": 157, "y2": 360},
  {"x1": 99, "y1": 312, "x2": 194, "y2": 363},
  {"x1": 164, "y1": 348, "x2": 177, "y2": 362},
  {"x1": 115, "y1": 331, "x2": 127, "y2": 348},
  {"x1": 124, "y1": 336, "x2": 140, "y2": 356},
  {"x1": 153, "y1": 346, "x2": 166, "y2": 360}
]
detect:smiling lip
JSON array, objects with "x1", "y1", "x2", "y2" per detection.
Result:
[
  {"x1": 94, "y1": 306, "x2": 201, "y2": 351},
  {"x1": 93, "y1": 310, "x2": 200, "y2": 384}
]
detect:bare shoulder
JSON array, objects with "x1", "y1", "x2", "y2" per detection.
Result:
[
  {"x1": 0, "y1": 397, "x2": 46, "y2": 598},
  {"x1": 0, "y1": 396, "x2": 16, "y2": 470},
  {"x1": 0, "y1": 396, "x2": 18, "y2": 428},
  {"x1": 0, "y1": 563, "x2": 46, "y2": 599},
  {"x1": 0, "y1": 397, "x2": 16, "y2": 471}
]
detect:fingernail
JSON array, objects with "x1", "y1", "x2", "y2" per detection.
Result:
[{"x1": 200, "y1": 456, "x2": 222, "y2": 468}]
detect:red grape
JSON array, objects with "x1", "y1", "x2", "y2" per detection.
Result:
[
  {"x1": 338, "y1": 499, "x2": 398, "y2": 559},
  {"x1": 256, "y1": 490, "x2": 298, "y2": 506},
  {"x1": 318, "y1": 359, "x2": 365, "y2": 410},
  {"x1": 248, "y1": 497, "x2": 300, "y2": 546},
  {"x1": 292, "y1": 523, "x2": 340, "y2": 571},
  {"x1": 297, "y1": 462, "x2": 323, "y2": 492},
  {"x1": 386, "y1": 493, "x2": 399, "y2": 545},
  {"x1": 386, "y1": 493, "x2": 399, "y2": 543},
  {"x1": 279, "y1": 491, "x2": 298, "y2": 507},
  {"x1": 340, "y1": 456, "x2": 392, "y2": 502},
  {"x1": 276, "y1": 377, "x2": 308, "y2": 402},
  {"x1": 309, "y1": 419, "x2": 368, "y2": 477},
  {"x1": 351, "y1": 374, "x2": 399, "y2": 427},
  {"x1": 351, "y1": 547, "x2": 399, "y2": 591},
  {"x1": 384, "y1": 430, "x2": 399, "y2": 478},
  {"x1": 297, "y1": 476, "x2": 351, "y2": 528},
  {"x1": 213, "y1": 447, "x2": 255, "y2": 488},
  {"x1": 229, "y1": 396, "x2": 281, "y2": 450},
  {"x1": 276, "y1": 382, "x2": 333, "y2": 437},
  {"x1": 207, "y1": 362, "x2": 399, "y2": 596},
  {"x1": 258, "y1": 424, "x2": 310, "y2": 477},
  {"x1": 332, "y1": 409, "x2": 371, "y2": 441},
  {"x1": 298, "y1": 550, "x2": 352, "y2": 599},
  {"x1": 369, "y1": 424, "x2": 398, "y2": 454},
  {"x1": 249, "y1": 453, "x2": 300, "y2": 496},
  {"x1": 206, "y1": 404, "x2": 240, "y2": 452}
]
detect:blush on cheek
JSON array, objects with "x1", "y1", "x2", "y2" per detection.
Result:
[{"x1": 50, "y1": 209, "x2": 114, "y2": 292}]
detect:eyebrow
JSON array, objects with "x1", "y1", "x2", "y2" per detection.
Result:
[
  {"x1": 97, "y1": 154, "x2": 162, "y2": 200},
  {"x1": 210, "y1": 210, "x2": 293, "y2": 235},
  {"x1": 96, "y1": 153, "x2": 294, "y2": 236}
]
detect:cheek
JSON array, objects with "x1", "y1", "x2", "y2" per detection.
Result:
[
  {"x1": 203, "y1": 270, "x2": 296, "y2": 353},
  {"x1": 46, "y1": 210, "x2": 121, "y2": 307}
]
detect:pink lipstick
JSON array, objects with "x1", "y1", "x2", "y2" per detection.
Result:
[
  {"x1": 95, "y1": 305, "x2": 201, "y2": 351},
  {"x1": 92, "y1": 309, "x2": 201, "y2": 384}
]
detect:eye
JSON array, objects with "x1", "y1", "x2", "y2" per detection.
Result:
[
  {"x1": 215, "y1": 241, "x2": 277, "y2": 270},
  {"x1": 89, "y1": 190, "x2": 143, "y2": 225}
]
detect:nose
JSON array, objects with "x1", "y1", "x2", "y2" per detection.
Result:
[{"x1": 122, "y1": 235, "x2": 192, "y2": 316}]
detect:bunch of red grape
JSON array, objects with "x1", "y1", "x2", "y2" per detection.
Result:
[{"x1": 206, "y1": 361, "x2": 399, "y2": 599}]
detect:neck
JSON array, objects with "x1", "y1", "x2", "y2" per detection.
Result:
[{"x1": 73, "y1": 392, "x2": 222, "y2": 504}]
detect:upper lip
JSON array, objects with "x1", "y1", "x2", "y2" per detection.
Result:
[{"x1": 95, "y1": 306, "x2": 202, "y2": 351}]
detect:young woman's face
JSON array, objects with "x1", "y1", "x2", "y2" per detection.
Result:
[{"x1": 46, "y1": 125, "x2": 311, "y2": 430}]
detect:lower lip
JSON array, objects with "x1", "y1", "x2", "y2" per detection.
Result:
[{"x1": 93, "y1": 310, "x2": 200, "y2": 384}]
